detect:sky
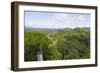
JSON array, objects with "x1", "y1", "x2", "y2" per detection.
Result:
[{"x1": 24, "y1": 11, "x2": 90, "y2": 29}]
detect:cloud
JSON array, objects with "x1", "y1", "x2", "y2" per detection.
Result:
[{"x1": 53, "y1": 13, "x2": 70, "y2": 24}]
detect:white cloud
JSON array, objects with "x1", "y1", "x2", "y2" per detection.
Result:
[
  {"x1": 78, "y1": 15, "x2": 85, "y2": 21},
  {"x1": 53, "y1": 13, "x2": 70, "y2": 23}
]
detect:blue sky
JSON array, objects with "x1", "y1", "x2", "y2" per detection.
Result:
[{"x1": 24, "y1": 11, "x2": 90, "y2": 29}]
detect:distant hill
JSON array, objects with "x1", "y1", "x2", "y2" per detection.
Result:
[
  {"x1": 81, "y1": 27, "x2": 90, "y2": 31},
  {"x1": 25, "y1": 26, "x2": 90, "y2": 32},
  {"x1": 25, "y1": 26, "x2": 64, "y2": 32}
]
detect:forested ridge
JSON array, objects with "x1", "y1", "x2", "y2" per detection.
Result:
[{"x1": 24, "y1": 27, "x2": 90, "y2": 61}]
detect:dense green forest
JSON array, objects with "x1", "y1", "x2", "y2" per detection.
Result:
[{"x1": 24, "y1": 27, "x2": 90, "y2": 61}]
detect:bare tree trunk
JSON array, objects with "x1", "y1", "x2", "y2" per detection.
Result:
[{"x1": 37, "y1": 46, "x2": 43, "y2": 61}]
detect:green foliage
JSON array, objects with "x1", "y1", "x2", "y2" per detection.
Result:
[{"x1": 24, "y1": 28, "x2": 90, "y2": 61}]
